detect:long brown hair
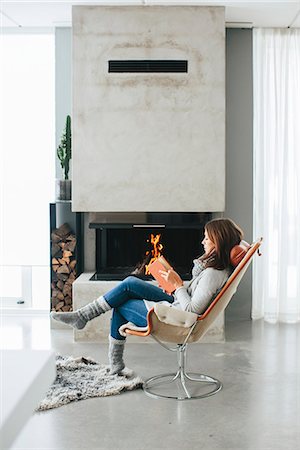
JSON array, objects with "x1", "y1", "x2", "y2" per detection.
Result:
[{"x1": 202, "y1": 218, "x2": 244, "y2": 270}]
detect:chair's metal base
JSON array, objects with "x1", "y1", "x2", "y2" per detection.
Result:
[
  {"x1": 143, "y1": 339, "x2": 222, "y2": 400},
  {"x1": 143, "y1": 371, "x2": 222, "y2": 400}
]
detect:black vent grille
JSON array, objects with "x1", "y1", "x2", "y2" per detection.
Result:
[{"x1": 108, "y1": 60, "x2": 188, "y2": 73}]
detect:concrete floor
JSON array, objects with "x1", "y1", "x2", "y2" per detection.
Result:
[{"x1": 1, "y1": 314, "x2": 300, "y2": 450}]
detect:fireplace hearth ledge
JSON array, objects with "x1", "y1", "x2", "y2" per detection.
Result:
[{"x1": 73, "y1": 273, "x2": 224, "y2": 343}]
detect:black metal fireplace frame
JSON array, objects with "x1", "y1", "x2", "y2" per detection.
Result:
[{"x1": 89, "y1": 213, "x2": 211, "y2": 281}]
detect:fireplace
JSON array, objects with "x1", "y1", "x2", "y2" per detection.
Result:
[{"x1": 89, "y1": 213, "x2": 211, "y2": 281}]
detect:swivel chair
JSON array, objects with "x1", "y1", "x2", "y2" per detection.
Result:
[{"x1": 122, "y1": 238, "x2": 262, "y2": 400}]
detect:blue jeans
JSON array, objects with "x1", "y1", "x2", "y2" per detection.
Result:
[{"x1": 103, "y1": 276, "x2": 174, "y2": 340}]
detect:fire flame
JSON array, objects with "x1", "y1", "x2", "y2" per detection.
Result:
[{"x1": 145, "y1": 233, "x2": 163, "y2": 274}]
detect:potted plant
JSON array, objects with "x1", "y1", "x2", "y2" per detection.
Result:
[{"x1": 56, "y1": 115, "x2": 72, "y2": 201}]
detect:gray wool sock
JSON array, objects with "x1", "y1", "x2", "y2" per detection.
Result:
[
  {"x1": 51, "y1": 296, "x2": 111, "y2": 330},
  {"x1": 108, "y1": 336, "x2": 125, "y2": 375}
]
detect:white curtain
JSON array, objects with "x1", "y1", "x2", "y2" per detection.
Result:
[{"x1": 253, "y1": 28, "x2": 300, "y2": 323}]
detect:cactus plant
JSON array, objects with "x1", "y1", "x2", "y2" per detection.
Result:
[{"x1": 57, "y1": 115, "x2": 72, "y2": 180}]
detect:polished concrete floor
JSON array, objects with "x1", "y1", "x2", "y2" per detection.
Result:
[{"x1": 1, "y1": 313, "x2": 300, "y2": 450}]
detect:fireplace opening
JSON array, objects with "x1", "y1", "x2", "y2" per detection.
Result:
[{"x1": 89, "y1": 213, "x2": 211, "y2": 281}]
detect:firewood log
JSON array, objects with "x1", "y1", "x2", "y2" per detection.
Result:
[
  {"x1": 62, "y1": 305, "x2": 71, "y2": 312},
  {"x1": 63, "y1": 283, "x2": 72, "y2": 296},
  {"x1": 69, "y1": 260, "x2": 76, "y2": 270},
  {"x1": 56, "y1": 273, "x2": 69, "y2": 281},
  {"x1": 51, "y1": 243, "x2": 61, "y2": 257},
  {"x1": 65, "y1": 296, "x2": 72, "y2": 305},
  {"x1": 51, "y1": 297, "x2": 62, "y2": 308},
  {"x1": 51, "y1": 232, "x2": 62, "y2": 243},
  {"x1": 64, "y1": 241, "x2": 76, "y2": 253},
  {"x1": 68, "y1": 272, "x2": 76, "y2": 282},
  {"x1": 52, "y1": 289, "x2": 64, "y2": 301},
  {"x1": 58, "y1": 257, "x2": 70, "y2": 265},
  {"x1": 55, "y1": 223, "x2": 72, "y2": 238},
  {"x1": 56, "y1": 280, "x2": 65, "y2": 290},
  {"x1": 57, "y1": 264, "x2": 70, "y2": 274},
  {"x1": 55, "y1": 301, "x2": 64, "y2": 311}
]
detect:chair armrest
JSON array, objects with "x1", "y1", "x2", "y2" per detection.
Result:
[{"x1": 153, "y1": 304, "x2": 198, "y2": 328}]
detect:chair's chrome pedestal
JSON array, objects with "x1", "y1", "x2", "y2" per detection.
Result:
[{"x1": 143, "y1": 341, "x2": 222, "y2": 400}]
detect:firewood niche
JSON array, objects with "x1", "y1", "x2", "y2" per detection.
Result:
[{"x1": 51, "y1": 223, "x2": 77, "y2": 312}]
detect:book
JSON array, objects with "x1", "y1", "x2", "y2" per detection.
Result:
[{"x1": 147, "y1": 255, "x2": 176, "y2": 295}]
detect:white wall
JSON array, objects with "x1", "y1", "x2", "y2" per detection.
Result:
[
  {"x1": 225, "y1": 29, "x2": 253, "y2": 321},
  {"x1": 72, "y1": 6, "x2": 225, "y2": 212}
]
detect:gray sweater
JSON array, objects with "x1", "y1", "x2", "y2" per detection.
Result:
[{"x1": 144, "y1": 259, "x2": 230, "y2": 315}]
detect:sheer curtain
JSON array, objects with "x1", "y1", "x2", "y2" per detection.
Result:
[{"x1": 252, "y1": 28, "x2": 300, "y2": 323}]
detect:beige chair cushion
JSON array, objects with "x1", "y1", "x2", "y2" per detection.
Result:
[
  {"x1": 154, "y1": 304, "x2": 198, "y2": 328},
  {"x1": 118, "y1": 305, "x2": 197, "y2": 338}
]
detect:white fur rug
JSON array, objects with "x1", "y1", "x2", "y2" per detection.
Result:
[{"x1": 36, "y1": 355, "x2": 143, "y2": 411}]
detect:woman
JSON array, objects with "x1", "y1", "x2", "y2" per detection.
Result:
[{"x1": 51, "y1": 218, "x2": 243, "y2": 374}]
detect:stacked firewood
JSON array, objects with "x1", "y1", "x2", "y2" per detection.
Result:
[{"x1": 51, "y1": 223, "x2": 77, "y2": 312}]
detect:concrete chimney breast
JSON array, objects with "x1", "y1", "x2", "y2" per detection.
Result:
[{"x1": 72, "y1": 6, "x2": 225, "y2": 212}]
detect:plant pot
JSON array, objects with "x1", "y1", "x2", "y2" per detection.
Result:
[{"x1": 56, "y1": 179, "x2": 72, "y2": 201}]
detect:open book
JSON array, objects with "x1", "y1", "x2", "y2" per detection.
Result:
[{"x1": 147, "y1": 255, "x2": 176, "y2": 295}]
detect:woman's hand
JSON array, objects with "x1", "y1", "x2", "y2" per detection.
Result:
[{"x1": 159, "y1": 269, "x2": 184, "y2": 290}]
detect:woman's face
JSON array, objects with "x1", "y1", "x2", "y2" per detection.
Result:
[{"x1": 202, "y1": 229, "x2": 215, "y2": 255}]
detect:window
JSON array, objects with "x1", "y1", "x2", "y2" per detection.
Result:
[{"x1": 0, "y1": 30, "x2": 55, "y2": 310}]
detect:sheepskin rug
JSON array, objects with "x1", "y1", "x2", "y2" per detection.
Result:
[{"x1": 36, "y1": 355, "x2": 143, "y2": 411}]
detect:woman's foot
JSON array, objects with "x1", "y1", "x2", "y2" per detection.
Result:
[
  {"x1": 50, "y1": 311, "x2": 87, "y2": 329},
  {"x1": 50, "y1": 296, "x2": 111, "y2": 330},
  {"x1": 108, "y1": 336, "x2": 125, "y2": 374}
]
